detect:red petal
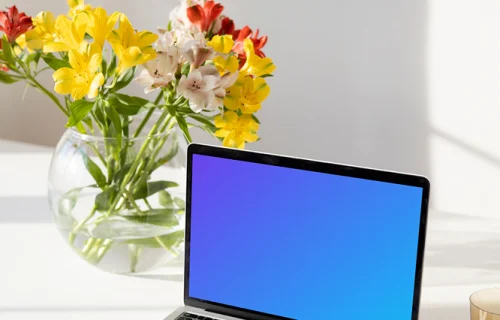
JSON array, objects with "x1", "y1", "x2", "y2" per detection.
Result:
[
  {"x1": 187, "y1": 4, "x2": 205, "y2": 31},
  {"x1": 222, "y1": 18, "x2": 235, "y2": 34},
  {"x1": 207, "y1": 2, "x2": 224, "y2": 24},
  {"x1": 0, "y1": 12, "x2": 8, "y2": 28},
  {"x1": 235, "y1": 26, "x2": 252, "y2": 42},
  {"x1": 8, "y1": 6, "x2": 19, "y2": 21}
]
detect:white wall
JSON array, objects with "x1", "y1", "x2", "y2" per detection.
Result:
[
  {"x1": 429, "y1": 0, "x2": 500, "y2": 218},
  {"x1": 0, "y1": 0, "x2": 429, "y2": 175}
]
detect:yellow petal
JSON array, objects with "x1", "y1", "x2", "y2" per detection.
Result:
[
  {"x1": 136, "y1": 31, "x2": 158, "y2": 48},
  {"x1": 225, "y1": 55, "x2": 239, "y2": 73},
  {"x1": 222, "y1": 135, "x2": 233, "y2": 147},
  {"x1": 88, "y1": 7, "x2": 108, "y2": 48},
  {"x1": 122, "y1": 46, "x2": 144, "y2": 68},
  {"x1": 214, "y1": 115, "x2": 226, "y2": 128},
  {"x1": 243, "y1": 39, "x2": 255, "y2": 61},
  {"x1": 68, "y1": 49, "x2": 85, "y2": 70},
  {"x1": 223, "y1": 111, "x2": 239, "y2": 123},
  {"x1": 53, "y1": 68, "x2": 79, "y2": 95},
  {"x1": 106, "y1": 30, "x2": 121, "y2": 45},
  {"x1": 23, "y1": 30, "x2": 43, "y2": 51},
  {"x1": 214, "y1": 129, "x2": 230, "y2": 138},
  {"x1": 254, "y1": 78, "x2": 270, "y2": 101},
  {"x1": 242, "y1": 103, "x2": 261, "y2": 114},
  {"x1": 224, "y1": 85, "x2": 242, "y2": 111},
  {"x1": 107, "y1": 12, "x2": 121, "y2": 30},
  {"x1": 242, "y1": 132, "x2": 259, "y2": 143},
  {"x1": 207, "y1": 35, "x2": 234, "y2": 54},
  {"x1": 44, "y1": 41, "x2": 71, "y2": 53},
  {"x1": 242, "y1": 76, "x2": 255, "y2": 92},
  {"x1": 88, "y1": 73, "x2": 104, "y2": 98}
]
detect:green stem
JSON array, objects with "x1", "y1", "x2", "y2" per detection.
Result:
[
  {"x1": 124, "y1": 190, "x2": 142, "y2": 213},
  {"x1": 104, "y1": 109, "x2": 171, "y2": 218},
  {"x1": 134, "y1": 108, "x2": 155, "y2": 138},
  {"x1": 27, "y1": 74, "x2": 69, "y2": 117},
  {"x1": 94, "y1": 239, "x2": 113, "y2": 264},
  {"x1": 69, "y1": 206, "x2": 97, "y2": 245},
  {"x1": 143, "y1": 198, "x2": 153, "y2": 210},
  {"x1": 133, "y1": 91, "x2": 163, "y2": 138},
  {"x1": 155, "y1": 236, "x2": 178, "y2": 255},
  {"x1": 130, "y1": 115, "x2": 174, "y2": 186}
]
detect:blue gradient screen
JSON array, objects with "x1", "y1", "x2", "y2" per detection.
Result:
[{"x1": 189, "y1": 154, "x2": 424, "y2": 319}]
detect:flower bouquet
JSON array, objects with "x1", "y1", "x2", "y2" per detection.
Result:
[{"x1": 0, "y1": 0, "x2": 275, "y2": 273}]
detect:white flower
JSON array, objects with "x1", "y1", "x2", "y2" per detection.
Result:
[
  {"x1": 212, "y1": 72, "x2": 239, "y2": 108},
  {"x1": 168, "y1": 0, "x2": 202, "y2": 32},
  {"x1": 135, "y1": 53, "x2": 178, "y2": 94},
  {"x1": 178, "y1": 65, "x2": 220, "y2": 113},
  {"x1": 182, "y1": 33, "x2": 215, "y2": 68}
]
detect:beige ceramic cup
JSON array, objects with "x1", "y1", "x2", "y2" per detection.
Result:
[{"x1": 471, "y1": 288, "x2": 500, "y2": 319}]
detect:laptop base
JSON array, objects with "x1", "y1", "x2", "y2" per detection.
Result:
[{"x1": 164, "y1": 306, "x2": 245, "y2": 320}]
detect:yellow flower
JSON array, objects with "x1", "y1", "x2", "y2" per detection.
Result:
[
  {"x1": 87, "y1": 8, "x2": 120, "y2": 49},
  {"x1": 107, "y1": 14, "x2": 158, "y2": 74},
  {"x1": 225, "y1": 76, "x2": 270, "y2": 114},
  {"x1": 208, "y1": 35, "x2": 238, "y2": 74},
  {"x1": 213, "y1": 55, "x2": 239, "y2": 74},
  {"x1": 214, "y1": 111, "x2": 259, "y2": 149},
  {"x1": 207, "y1": 35, "x2": 234, "y2": 54},
  {"x1": 21, "y1": 11, "x2": 57, "y2": 51},
  {"x1": 68, "y1": 0, "x2": 93, "y2": 18},
  {"x1": 240, "y1": 38, "x2": 276, "y2": 77},
  {"x1": 43, "y1": 13, "x2": 90, "y2": 53},
  {"x1": 53, "y1": 43, "x2": 104, "y2": 100}
]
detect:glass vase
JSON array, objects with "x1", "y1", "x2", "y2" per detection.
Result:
[{"x1": 48, "y1": 113, "x2": 188, "y2": 274}]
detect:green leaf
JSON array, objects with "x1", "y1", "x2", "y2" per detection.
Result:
[
  {"x1": 1, "y1": 37, "x2": 15, "y2": 67},
  {"x1": 252, "y1": 114, "x2": 261, "y2": 124},
  {"x1": 0, "y1": 71, "x2": 17, "y2": 84},
  {"x1": 124, "y1": 208, "x2": 181, "y2": 227},
  {"x1": 113, "y1": 163, "x2": 132, "y2": 185},
  {"x1": 167, "y1": 20, "x2": 172, "y2": 32},
  {"x1": 26, "y1": 51, "x2": 42, "y2": 70},
  {"x1": 150, "y1": 139, "x2": 179, "y2": 172},
  {"x1": 181, "y1": 63, "x2": 190, "y2": 76},
  {"x1": 124, "y1": 230, "x2": 185, "y2": 248},
  {"x1": 95, "y1": 186, "x2": 117, "y2": 211},
  {"x1": 93, "y1": 103, "x2": 108, "y2": 127},
  {"x1": 159, "y1": 190, "x2": 174, "y2": 207},
  {"x1": 101, "y1": 56, "x2": 108, "y2": 78},
  {"x1": 176, "y1": 114, "x2": 193, "y2": 143},
  {"x1": 260, "y1": 74, "x2": 274, "y2": 78},
  {"x1": 174, "y1": 197, "x2": 186, "y2": 209},
  {"x1": 105, "y1": 106, "x2": 122, "y2": 148},
  {"x1": 42, "y1": 54, "x2": 71, "y2": 70},
  {"x1": 133, "y1": 180, "x2": 179, "y2": 200},
  {"x1": 111, "y1": 67, "x2": 135, "y2": 92},
  {"x1": 109, "y1": 93, "x2": 151, "y2": 116},
  {"x1": 91, "y1": 218, "x2": 176, "y2": 240},
  {"x1": 82, "y1": 152, "x2": 107, "y2": 188},
  {"x1": 56, "y1": 187, "x2": 82, "y2": 229},
  {"x1": 188, "y1": 113, "x2": 216, "y2": 128},
  {"x1": 107, "y1": 53, "x2": 117, "y2": 76},
  {"x1": 66, "y1": 100, "x2": 95, "y2": 127}
]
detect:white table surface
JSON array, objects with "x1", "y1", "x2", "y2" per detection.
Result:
[{"x1": 1, "y1": 139, "x2": 500, "y2": 320}]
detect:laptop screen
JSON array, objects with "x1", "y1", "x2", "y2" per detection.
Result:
[{"x1": 188, "y1": 153, "x2": 425, "y2": 319}]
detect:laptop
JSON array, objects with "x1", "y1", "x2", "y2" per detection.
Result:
[{"x1": 165, "y1": 143, "x2": 430, "y2": 320}]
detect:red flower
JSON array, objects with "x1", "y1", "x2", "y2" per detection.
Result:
[
  {"x1": 187, "y1": 1, "x2": 224, "y2": 33},
  {"x1": 232, "y1": 26, "x2": 268, "y2": 67},
  {"x1": 217, "y1": 17, "x2": 235, "y2": 36},
  {"x1": 0, "y1": 6, "x2": 33, "y2": 44}
]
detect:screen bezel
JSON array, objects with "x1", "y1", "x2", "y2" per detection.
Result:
[{"x1": 184, "y1": 143, "x2": 430, "y2": 320}]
